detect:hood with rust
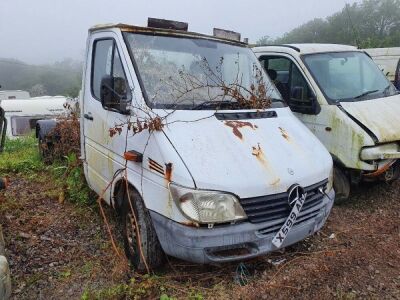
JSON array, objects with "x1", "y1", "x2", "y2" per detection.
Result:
[
  {"x1": 340, "y1": 94, "x2": 400, "y2": 143},
  {"x1": 161, "y1": 108, "x2": 332, "y2": 198}
]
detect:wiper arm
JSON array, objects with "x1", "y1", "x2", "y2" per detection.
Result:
[
  {"x1": 191, "y1": 100, "x2": 237, "y2": 110},
  {"x1": 354, "y1": 89, "x2": 379, "y2": 99}
]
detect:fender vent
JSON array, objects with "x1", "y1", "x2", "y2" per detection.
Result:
[{"x1": 148, "y1": 158, "x2": 165, "y2": 175}]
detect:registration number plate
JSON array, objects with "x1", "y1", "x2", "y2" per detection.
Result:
[{"x1": 272, "y1": 192, "x2": 307, "y2": 248}]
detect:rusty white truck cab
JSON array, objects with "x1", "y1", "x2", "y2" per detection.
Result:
[
  {"x1": 81, "y1": 20, "x2": 334, "y2": 270},
  {"x1": 253, "y1": 44, "x2": 400, "y2": 200}
]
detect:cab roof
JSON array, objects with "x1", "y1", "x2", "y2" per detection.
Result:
[
  {"x1": 89, "y1": 23, "x2": 247, "y2": 46},
  {"x1": 253, "y1": 43, "x2": 359, "y2": 55}
]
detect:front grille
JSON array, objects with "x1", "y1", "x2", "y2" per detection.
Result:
[{"x1": 240, "y1": 179, "x2": 328, "y2": 225}]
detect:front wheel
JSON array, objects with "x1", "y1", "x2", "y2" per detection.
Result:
[
  {"x1": 119, "y1": 187, "x2": 165, "y2": 272},
  {"x1": 333, "y1": 166, "x2": 350, "y2": 204}
]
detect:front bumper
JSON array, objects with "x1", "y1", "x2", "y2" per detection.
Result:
[{"x1": 150, "y1": 189, "x2": 334, "y2": 264}]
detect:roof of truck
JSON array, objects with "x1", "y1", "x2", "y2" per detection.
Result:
[
  {"x1": 89, "y1": 23, "x2": 247, "y2": 46},
  {"x1": 253, "y1": 44, "x2": 359, "y2": 55}
]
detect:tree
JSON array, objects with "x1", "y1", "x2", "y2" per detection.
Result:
[
  {"x1": 30, "y1": 84, "x2": 48, "y2": 97},
  {"x1": 266, "y1": 0, "x2": 400, "y2": 48}
]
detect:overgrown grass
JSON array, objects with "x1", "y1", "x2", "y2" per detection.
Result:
[
  {"x1": 51, "y1": 153, "x2": 92, "y2": 205},
  {"x1": 0, "y1": 136, "x2": 44, "y2": 174},
  {"x1": 0, "y1": 135, "x2": 92, "y2": 205}
]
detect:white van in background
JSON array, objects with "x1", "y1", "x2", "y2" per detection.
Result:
[
  {"x1": 254, "y1": 44, "x2": 400, "y2": 201},
  {"x1": 1, "y1": 96, "x2": 67, "y2": 138},
  {"x1": 363, "y1": 48, "x2": 400, "y2": 89}
]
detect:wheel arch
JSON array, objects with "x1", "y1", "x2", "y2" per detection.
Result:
[{"x1": 112, "y1": 177, "x2": 141, "y2": 213}]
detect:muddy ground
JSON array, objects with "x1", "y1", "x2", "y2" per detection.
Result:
[{"x1": 0, "y1": 172, "x2": 399, "y2": 299}]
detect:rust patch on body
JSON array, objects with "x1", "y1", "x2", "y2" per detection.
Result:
[
  {"x1": 165, "y1": 163, "x2": 173, "y2": 183},
  {"x1": 270, "y1": 178, "x2": 281, "y2": 186},
  {"x1": 225, "y1": 121, "x2": 256, "y2": 139},
  {"x1": 252, "y1": 144, "x2": 268, "y2": 167},
  {"x1": 279, "y1": 127, "x2": 290, "y2": 141},
  {"x1": 180, "y1": 221, "x2": 200, "y2": 228},
  {"x1": 363, "y1": 160, "x2": 396, "y2": 178}
]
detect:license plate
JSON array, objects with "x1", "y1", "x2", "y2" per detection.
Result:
[{"x1": 272, "y1": 192, "x2": 307, "y2": 248}]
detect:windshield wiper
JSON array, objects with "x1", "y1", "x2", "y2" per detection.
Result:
[
  {"x1": 191, "y1": 100, "x2": 237, "y2": 110},
  {"x1": 354, "y1": 89, "x2": 379, "y2": 100}
]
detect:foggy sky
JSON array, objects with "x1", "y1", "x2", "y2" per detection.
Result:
[{"x1": 0, "y1": 0, "x2": 360, "y2": 64}]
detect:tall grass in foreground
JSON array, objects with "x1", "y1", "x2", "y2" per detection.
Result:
[
  {"x1": 0, "y1": 135, "x2": 44, "y2": 174},
  {"x1": 0, "y1": 135, "x2": 92, "y2": 205}
]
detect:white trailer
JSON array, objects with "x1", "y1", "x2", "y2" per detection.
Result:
[{"x1": 0, "y1": 97, "x2": 68, "y2": 138}]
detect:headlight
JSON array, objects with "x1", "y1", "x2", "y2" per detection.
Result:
[
  {"x1": 169, "y1": 183, "x2": 247, "y2": 224},
  {"x1": 327, "y1": 167, "x2": 334, "y2": 192}
]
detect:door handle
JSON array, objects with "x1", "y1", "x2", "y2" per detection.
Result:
[{"x1": 84, "y1": 113, "x2": 93, "y2": 121}]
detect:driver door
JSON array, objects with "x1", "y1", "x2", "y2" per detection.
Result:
[{"x1": 83, "y1": 33, "x2": 131, "y2": 198}]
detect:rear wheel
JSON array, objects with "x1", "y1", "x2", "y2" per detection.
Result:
[
  {"x1": 333, "y1": 166, "x2": 350, "y2": 204},
  {"x1": 119, "y1": 187, "x2": 165, "y2": 272}
]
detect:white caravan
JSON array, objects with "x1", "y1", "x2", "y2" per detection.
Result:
[
  {"x1": 1, "y1": 96, "x2": 67, "y2": 137},
  {"x1": 253, "y1": 44, "x2": 400, "y2": 201},
  {"x1": 76, "y1": 20, "x2": 334, "y2": 270},
  {"x1": 0, "y1": 90, "x2": 30, "y2": 101}
]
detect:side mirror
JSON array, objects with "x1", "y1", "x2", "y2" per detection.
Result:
[
  {"x1": 291, "y1": 86, "x2": 304, "y2": 101},
  {"x1": 289, "y1": 86, "x2": 319, "y2": 115},
  {"x1": 100, "y1": 75, "x2": 131, "y2": 115}
]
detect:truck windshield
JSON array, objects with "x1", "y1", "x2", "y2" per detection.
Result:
[
  {"x1": 124, "y1": 33, "x2": 283, "y2": 110},
  {"x1": 303, "y1": 51, "x2": 398, "y2": 103}
]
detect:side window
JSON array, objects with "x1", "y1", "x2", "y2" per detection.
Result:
[
  {"x1": 92, "y1": 40, "x2": 114, "y2": 100},
  {"x1": 260, "y1": 56, "x2": 317, "y2": 114},
  {"x1": 91, "y1": 39, "x2": 131, "y2": 111}
]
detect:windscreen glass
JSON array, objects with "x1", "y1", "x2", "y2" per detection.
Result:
[
  {"x1": 303, "y1": 51, "x2": 398, "y2": 103},
  {"x1": 124, "y1": 33, "x2": 283, "y2": 110}
]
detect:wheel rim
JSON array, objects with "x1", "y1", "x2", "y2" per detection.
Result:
[{"x1": 125, "y1": 212, "x2": 138, "y2": 256}]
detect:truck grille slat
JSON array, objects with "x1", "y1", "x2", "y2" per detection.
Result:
[
  {"x1": 257, "y1": 205, "x2": 324, "y2": 236},
  {"x1": 240, "y1": 179, "x2": 328, "y2": 224}
]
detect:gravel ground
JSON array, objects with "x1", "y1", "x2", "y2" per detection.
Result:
[{"x1": 0, "y1": 173, "x2": 399, "y2": 299}]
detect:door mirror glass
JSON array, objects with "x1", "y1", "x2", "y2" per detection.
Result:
[
  {"x1": 289, "y1": 86, "x2": 318, "y2": 114},
  {"x1": 100, "y1": 75, "x2": 131, "y2": 114},
  {"x1": 291, "y1": 86, "x2": 304, "y2": 101}
]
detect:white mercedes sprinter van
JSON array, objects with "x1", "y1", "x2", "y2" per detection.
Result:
[
  {"x1": 254, "y1": 44, "x2": 400, "y2": 201},
  {"x1": 81, "y1": 20, "x2": 334, "y2": 270}
]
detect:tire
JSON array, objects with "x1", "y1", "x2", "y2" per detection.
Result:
[
  {"x1": 382, "y1": 161, "x2": 400, "y2": 183},
  {"x1": 119, "y1": 187, "x2": 165, "y2": 272},
  {"x1": 333, "y1": 166, "x2": 350, "y2": 204}
]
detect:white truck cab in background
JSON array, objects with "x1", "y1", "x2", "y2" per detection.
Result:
[
  {"x1": 79, "y1": 19, "x2": 334, "y2": 270},
  {"x1": 254, "y1": 44, "x2": 400, "y2": 201}
]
